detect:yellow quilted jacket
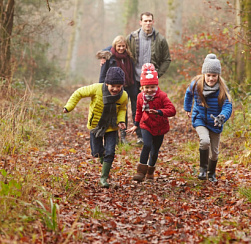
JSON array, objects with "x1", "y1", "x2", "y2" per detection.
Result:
[{"x1": 64, "y1": 83, "x2": 128, "y2": 132}]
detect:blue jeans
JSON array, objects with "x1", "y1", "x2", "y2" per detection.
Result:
[
  {"x1": 140, "y1": 129, "x2": 164, "y2": 166},
  {"x1": 90, "y1": 130, "x2": 117, "y2": 164}
]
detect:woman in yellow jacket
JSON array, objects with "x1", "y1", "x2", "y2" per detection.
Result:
[{"x1": 64, "y1": 67, "x2": 128, "y2": 188}]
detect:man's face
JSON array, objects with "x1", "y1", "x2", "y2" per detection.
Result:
[{"x1": 140, "y1": 15, "x2": 154, "y2": 34}]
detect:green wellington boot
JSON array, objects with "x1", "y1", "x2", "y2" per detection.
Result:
[{"x1": 100, "y1": 162, "x2": 112, "y2": 188}]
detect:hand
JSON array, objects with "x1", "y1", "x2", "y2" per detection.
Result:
[
  {"x1": 149, "y1": 109, "x2": 158, "y2": 114},
  {"x1": 118, "y1": 122, "x2": 126, "y2": 130},
  {"x1": 100, "y1": 58, "x2": 106, "y2": 66},
  {"x1": 186, "y1": 111, "x2": 191, "y2": 118},
  {"x1": 210, "y1": 114, "x2": 225, "y2": 127},
  {"x1": 63, "y1": 108, "x2": 68, "y2": 113},
  {"x1": 126, "y1": 125, "x2": 138, "y2": 134}
]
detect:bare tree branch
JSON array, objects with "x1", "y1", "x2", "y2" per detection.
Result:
[{"x1": 46, "y1": 0, "x2": 51, "y2": 12}]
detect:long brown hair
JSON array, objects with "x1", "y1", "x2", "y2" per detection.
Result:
[
  {"x1": 191, "y1": 74, "x2": 231, "y2": 108},
  {"x1": 112, "y1": 35, "x2": 134, "y2": 60}
]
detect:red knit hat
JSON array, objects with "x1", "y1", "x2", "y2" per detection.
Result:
[{"x1": 140, "y1": 63, "x2": 158, "y2": 86}]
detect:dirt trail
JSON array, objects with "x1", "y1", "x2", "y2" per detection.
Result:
[{"x1": 28, "y1": 95, "x2": 250, "y2": 243}]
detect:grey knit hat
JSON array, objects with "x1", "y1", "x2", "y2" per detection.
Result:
[
  {"x1": 105, "y1": 67, "x2": 125, "y2": 85},
  {"x1": 202, "y1": 53, "x2": 221, "y2": 74}
]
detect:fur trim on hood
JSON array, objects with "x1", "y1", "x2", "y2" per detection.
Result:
[{"x1": 96, "y1": 50, "x2": 112, "y2": 60}]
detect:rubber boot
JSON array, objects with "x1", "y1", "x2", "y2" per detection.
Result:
[
  {"x1": 198, "y1": 149, "x2": 209, "y2": 180},
  {"x1": 100, "y1": 162, "x2": 112, "y2": 188},
  {"x1": 133, "y1": 163, "x2": 148, "y2": 182},
  {"x1": 208, "y1": 159, "x2": 218, "y2": 182},
  {"x1": 100, "y1": 156, "x2": 103, "y2": 165},
  {"x1": 146, "y1": 166, "x2": 155, "y2": 180},
  {"x1": 120, "y1": 129, "x2": 127, "y2": 144}
]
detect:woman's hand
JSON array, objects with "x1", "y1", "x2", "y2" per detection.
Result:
[
  {"x1": 100, "y1": 58, "x2": 106, "y2": 66},
  {"x1": 63, "y1": 108, "x2": 68, "y2": 113},
  {"x1": 126, "y1": 125, "x2": 138, "y2": 134}
]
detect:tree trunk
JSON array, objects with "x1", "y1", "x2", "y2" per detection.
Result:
[
  {"x1": 235, "y1": 0, "x2": 251, "y2": 83},
  {"x1": 124, "y1": 0, "x2": 138, "y2": 34},
  {"x1": 0, "y1": 0, "x2": 15, "y2": 79},
  {"x1": 241, "y1": 0, "x2": 251, "y2": 82},
  {"x1": 166, "y1": 0, "x2": 183, "y2": 45}
]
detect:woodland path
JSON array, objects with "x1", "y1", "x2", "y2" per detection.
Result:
[{"x1": 11, "y1": 90, "x2": 251, "y2": 243}]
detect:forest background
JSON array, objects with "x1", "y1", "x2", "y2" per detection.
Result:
[{"x1": 0, "y1": 0, "x2": 250, "y2": 243}]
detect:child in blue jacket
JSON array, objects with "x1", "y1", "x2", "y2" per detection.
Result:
[{"x1": 184, "y1": 54, "x2": 232, "y2": 182}]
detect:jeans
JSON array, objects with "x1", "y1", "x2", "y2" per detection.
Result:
[
  {"x1": 124, "y1": 84, "x2": 137, "y2": 128},
  {"x1": 195, "y1": 126, "x2": 221, "y2": 161},
  {"x1": 90, "y1": 130, "x2": 117, "y2": 164},
  {"x1": 140, "y1": 129, "x2": 164, "y2": 166}
]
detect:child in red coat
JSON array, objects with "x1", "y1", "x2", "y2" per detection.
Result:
[{"x1": 127, "y1": 63, "x2": 176, "y2": 182}]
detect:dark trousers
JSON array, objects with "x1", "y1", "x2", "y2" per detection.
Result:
[
  {"x1": 133, "y1": 81, "x2": 142, "y2": 138},
  {"x1": 90, "y1": 131, "x2": 117, "y2": 164},
  {"x1": 140, "y1": 129, "x2": 164, "y2": 166}
]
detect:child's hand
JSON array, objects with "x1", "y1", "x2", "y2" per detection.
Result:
[
  {"x1": 118, "y1": 122, "x2": 126, "y2": 130},
  {"x1": 63, "y1": 108, "x2": 68, "y2": 113},
  {"x1": 210, "y1": 114, "x2": 225, "y2": 127},
  {"x1": 149, "y1": 109, "x2": 158, "y2": 114},
  {"x1": 186, "y1": 111, "x2": 191, "y2": 118},
  {"x1": 126, "y1": 126, "x2": 138, "y2": 134}
]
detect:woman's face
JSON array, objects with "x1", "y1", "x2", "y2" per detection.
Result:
[
  {"x1": 142, "y1": 85, "x2": 158, "y2": 96},
  {"x1": 204, "y1": 73, "x2": 219, "y2": 87},
  {"x1": 115, "y1": 41, "x2": 126, "y2": 54}
]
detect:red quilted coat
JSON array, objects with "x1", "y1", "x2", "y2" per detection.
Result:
[{"x1": 135, "y1": 87, "x2": 176, "y2": 136}]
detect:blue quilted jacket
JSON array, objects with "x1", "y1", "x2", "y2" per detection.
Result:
[{"x1": 184, "y1": 80, "x2": 232, "y2": 134}]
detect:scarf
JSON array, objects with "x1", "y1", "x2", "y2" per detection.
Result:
[
  {"x1": 142, "y1": 89, "x2": 157, "y2": 112},
  {"x1": 203, "y1": 82, "x2": 219, "y2": 97},
  {"x1": 111, "y1": 47, "x2": 134, "y2": 87},
  {"x1": 91, "y1": 83, "x2": 123, "y2": 137}
]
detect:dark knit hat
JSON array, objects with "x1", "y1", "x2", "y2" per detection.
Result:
[
  {"x1": 202, "y1": 53, "x2": 221, "y2": 74},
  {"x1": 140, "y1": 63, "x2": 158, "y2": 86},
  {"x1": 105, "y1": 67, "x2": 125, "y2": 85}
]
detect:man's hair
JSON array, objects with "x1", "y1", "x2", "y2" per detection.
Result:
[{"x1": 140, "y1": 12, "x2": 154, "y2": 21}]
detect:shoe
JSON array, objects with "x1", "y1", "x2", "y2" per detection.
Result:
[
  {"x1": 136, "y1": 138, "x2": 143, "y2": 145},
  {"x1": 133, "y1": 163, "x2": 148, "y2": 182}
]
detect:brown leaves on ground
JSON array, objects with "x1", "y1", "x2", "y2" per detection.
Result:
[{"x1": 1, "y1": 100, "x2": 250, "y2": 243}]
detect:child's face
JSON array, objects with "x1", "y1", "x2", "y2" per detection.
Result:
[
  {"x1": 142, "y1": 85, "x2": 158, "y2": 95},
  {"x1": 204, "y1": 73, "x2": 219, "y2": 87},
  {"x1": 106, "y1": 84, "x2": 123, "y2": 95}
]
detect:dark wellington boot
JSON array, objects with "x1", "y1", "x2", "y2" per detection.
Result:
[
  {"x1": 198, "y1": 149, "x2": 209, "y2": 180},
  {"x1": 208, "y1": 159, "x2": 218, "y2": 182},
  {"x1": 133, "y1": 163, "x2": 148, "y2": 182}
]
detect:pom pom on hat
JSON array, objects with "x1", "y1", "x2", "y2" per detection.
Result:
[
  {"x1": 140, "y1": 63, "x2": 158, "y2": 86},
  {"x1": 105, "y1": 67, "x2": 125, "y2": 85},
  {"x1": 202, "y1": 53, "x2": 221, "y2": 74}
]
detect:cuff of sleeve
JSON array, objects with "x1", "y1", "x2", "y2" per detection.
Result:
[
  {"x1": 64, "y1": 107, "x2": 69, "y2": 112},
  {"x1": 157, "y1": 110, "x2": 163, "y2": 116},
  {"x1": 134, "y1": 121, "x2": 140, "y2": 127}
]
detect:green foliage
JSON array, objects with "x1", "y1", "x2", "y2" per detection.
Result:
[
  {"x1": 35, "y1": 198, "x2": 59, "y2": 232},
  {"x1": 239, "y1": 187, "x2": 251, "y2": 203},
  {"x1": 0, "y1": 170, "x2": 22, "y2": 197}
]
